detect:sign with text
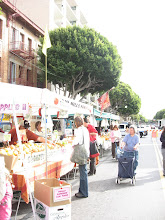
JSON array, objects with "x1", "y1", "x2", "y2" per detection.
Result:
[
  {"x1": 53, "y1": 186, "x2": 70, "y2": 202},
  {"x1": 0, "y1": 103, "x2": 29, "y2": 114},
  {"x1": 54, "y1": 96, "x2": 93, "y2": 115}
]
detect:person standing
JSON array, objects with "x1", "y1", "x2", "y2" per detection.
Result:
[
  {"x1": 84, "y1": 117, "x2": 99, "y2": 176},
  {"x1": 121, "y1": 126, "x2": 140, "y2": 175},
  {"x1": 160, "y1": 127, "x2": 165, "y2": 176},
  {"x1": 110, "y1": 125, "x2": 121, "y2": 159},
  {"x1": 73, "y1": 116, "x2": 90, "y2": 198}
]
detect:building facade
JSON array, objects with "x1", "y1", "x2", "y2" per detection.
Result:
[
  {"x1": 8, "y1": 0, "x2": 87, "y2": 31},
  {"x1": 0, "y1": 0, "x2": 44, "y2": 87}
]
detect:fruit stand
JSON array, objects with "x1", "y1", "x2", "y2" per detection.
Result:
[{"x1": 0, "y1": 82, "x2": 93, "y2": 206}]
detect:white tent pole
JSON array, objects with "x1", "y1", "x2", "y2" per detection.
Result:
[{"x1": 44, "y1": 104, "x2": 48, "y2": 178}]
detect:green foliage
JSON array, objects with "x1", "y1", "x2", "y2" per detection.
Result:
[
  {"x1": 154, "y1": 109, "x2": 165, "y2": 120},
  {"x1": 139, "y1": 114, "x2": 148, "y2": 123},
  {"x1": 109, "y1": 82, "x2": 141, "y2": 117},
  {"x1": 38, "y1": 26, "x2": 122, "y2": 99}
]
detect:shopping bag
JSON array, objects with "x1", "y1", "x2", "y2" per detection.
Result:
[{"x1": 70, "y1": 143, "x2": 88, "y2": 165}]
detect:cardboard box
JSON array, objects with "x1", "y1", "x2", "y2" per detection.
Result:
[
  {"x1": 0, "y1": 154, "x2": 18, "y2": 172},
  {"x1": 35, "y1": 199, "x2": 71, "y2": 220},
  {"x1": 34, "y1": 178, "x2": 71, "y2": 207}
]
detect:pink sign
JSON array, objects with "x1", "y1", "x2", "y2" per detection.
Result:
[
  {"x1": 53, "y1": 186, "x2": 70, "y2": 202},
  {"x1": 0, "y1": 104, "x2": 29, "y2": 114}
]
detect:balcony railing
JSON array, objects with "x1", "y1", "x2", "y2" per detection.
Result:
[{"x1": 10, "y1": 41, "x2": 35, "y2": 59}]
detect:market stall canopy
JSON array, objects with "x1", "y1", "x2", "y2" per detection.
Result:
[
  {"x1": 93, "y1": 108, "x2": 120, "y2": 121},
  {"x1": 0, "y1": 83, "x2": 93, "y2": 116}
]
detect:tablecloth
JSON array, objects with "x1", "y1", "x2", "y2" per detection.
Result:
[{"x1": 12, "y1": 147, "x2": 74, "y2": 203}]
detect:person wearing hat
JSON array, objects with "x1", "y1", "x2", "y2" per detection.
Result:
[{"x1": 8, "y1": 120, "x2": 52, "y2": 145}]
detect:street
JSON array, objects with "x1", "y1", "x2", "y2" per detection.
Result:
[{"x1": 12, "y1": 132, "x2": 165, "y2": 220}]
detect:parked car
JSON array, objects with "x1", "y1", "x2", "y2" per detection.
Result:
[
  {"x1": 137, "y1": 125, "x2": 148, "y2": 138},
  {"x1": 119, "y1": 123, "x2": 128, "y2": 136}
]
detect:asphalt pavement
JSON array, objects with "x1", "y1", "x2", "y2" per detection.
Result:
[{"x1": 11, "y1": 132, "x2": 165, "y2": 220}]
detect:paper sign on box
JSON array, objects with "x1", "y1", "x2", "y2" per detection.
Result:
[{"x1": 53, "y1": 186, "x2": 70, "y2": 202}]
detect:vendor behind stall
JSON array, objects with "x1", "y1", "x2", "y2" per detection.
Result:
[
  {"x1": 35, "y1": 121, "x2": 45, "y2": 137},
  {"x1": 9, "y1": 120, "x2": 53, "y2": 145}
]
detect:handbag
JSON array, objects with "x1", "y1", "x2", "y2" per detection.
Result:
[{"x1": 70, "y1": 128, "x2": 88, "y2": 165}]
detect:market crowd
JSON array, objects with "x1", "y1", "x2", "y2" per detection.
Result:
[{"x1": 1, "y1": 115, "x2": 157, "y2": 218}]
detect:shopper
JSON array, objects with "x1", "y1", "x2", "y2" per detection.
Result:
[
  {"x1": 0, "y1": 167, "x2": 13, "y2": 220},
  {"x1": 9, "y1": 120, "x2": 53, "y2": 145},
  {"x1": 110, "y1": 125, "x2": 121, "y2": 159},
  {"x1": 84, "y1": 117, "x2": 99, "y2": 176},
  {"x1": 73, "y1": 116, "x2": 90, "y2": 198},
  {"x1": 121, "y1": 126, "x2": 140, "y2": 174},
  {"x1": 160, "y1": 127, "x2": 165, "y2": 176}
]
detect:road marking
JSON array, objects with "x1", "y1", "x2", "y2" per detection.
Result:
[{"x1": 152, "y1": 139, "x2": 165, "y2": 199}]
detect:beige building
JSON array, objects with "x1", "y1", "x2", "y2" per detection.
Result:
[
  {"x1": 8, "y1": 0, "x2": 87, "y2": 31},
  {"x1": 0, "y1": 0, "x2": 44, "y2": 87}
]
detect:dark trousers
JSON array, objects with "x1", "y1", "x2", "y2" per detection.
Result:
[
  {"x1": 90, "y1": 157, "x2": 96, "y2": 174},
  {"x1": 79, "y1": 164, "x2": 88, "y2": 197},
  {"x1": 112, "y1": 142, "x2": 119, "y2": 158}
]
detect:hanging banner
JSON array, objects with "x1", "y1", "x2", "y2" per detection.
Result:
[
  {"x1": 97, "y1": 92, "x2": 111, "y2": 112},
  {"x1": 0, "y1": 103, "x2": 29, "y2": 114}
]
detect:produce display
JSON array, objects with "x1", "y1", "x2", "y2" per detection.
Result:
[
  {"x1": 0, "y1": 138, "x2": 74, "y2": 156},
  {"x1": 101, "y1": 134, "x2": 111, "y2": 141}
]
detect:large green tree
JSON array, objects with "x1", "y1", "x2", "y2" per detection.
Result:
[
  {"x1": 109, "y1": 82, "x2": 141, "y2": 117},
  {"x1": 132, "y1": 114, "x2": 148, "y2": 123},
  {"x1": 154, "y1": 109, "x2": 165, "y2": 120},
  {"x1": 38, "y1": 26, "x2": 122, "y2": 99}
]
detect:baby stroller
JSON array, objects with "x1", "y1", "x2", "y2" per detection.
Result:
[{"x1": 116, "y1": 151, "x2": 136, "y2": 186}]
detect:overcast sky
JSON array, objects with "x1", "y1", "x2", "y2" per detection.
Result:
[{"x1": 78, "y1": 0, "x2": 165, "y2": 119}]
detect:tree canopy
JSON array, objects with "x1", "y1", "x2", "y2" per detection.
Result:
[
  {"x1": 109, "y1": 82, "x2": 141, "y2": 117},
  {"x1": 154, "y1": 109, "x2": 165, "y2": 120},
  {"x1": 38, "y1": 26, "x2": 122, "y2": 99},
  {"x1": 132, "y1": 114, "x2": 148, "y2": 123}
]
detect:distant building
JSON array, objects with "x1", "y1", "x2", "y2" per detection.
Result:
[
  {"x1": 8, "y1": 0, "x2": 87, "y2": 31},
  {"x1": 0, "y1": 0, "x2": 44, "y2": 87}
]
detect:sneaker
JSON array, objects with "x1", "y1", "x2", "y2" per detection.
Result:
[
  {"x1": 75, "y1": 193, "x2": 88, "y2": 198},
  {"x1": 88, "y1": 172, "x2": 93, "y2": 176}
]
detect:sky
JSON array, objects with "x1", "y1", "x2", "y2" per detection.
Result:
[{"x1": 78, "y1": 0, "x2": 165, "y2": 119}]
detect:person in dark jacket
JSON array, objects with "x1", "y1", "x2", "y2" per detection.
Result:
[
  {"x1": 84, "y1": 117, "x2": 99, "y2": 176},
  {"x1": 160, "y1": 127, "x2": 165, "y2": 176}
]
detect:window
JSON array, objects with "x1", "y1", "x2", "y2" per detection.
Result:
[
  {"x1": 11, "y1": 27, "x2": 18, "y2": 50},
  {"x1": 10, "y1": 62, "x2": 16, "y2": 84},
  {"x1": 0, "y1": 19, "x2": 3, "y2": 40},
  {"x1": 20, "y1": 33, "x2": 24, "y2": 50},
  {"x1": 27, "y1": 69, "x2": 31, "y2": 81},
  {"x1": 19, "y1": 65, "x2": 23, "y2": 78},
  {"x1": 28, "y1": 38, "x2": 32, "y2": 52}
]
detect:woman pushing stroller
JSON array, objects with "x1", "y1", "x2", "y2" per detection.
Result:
[{"x1": 121, "y1": 126, "x2": 140, "y2": 175}]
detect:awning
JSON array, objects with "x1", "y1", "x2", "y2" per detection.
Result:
[{"x1": 93, "y1": 108, "x2": 120, "y2": 121}]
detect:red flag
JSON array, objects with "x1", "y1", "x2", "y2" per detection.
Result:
[{"x1": 97, "y1": 91, "x2": 111, "y2": 112}]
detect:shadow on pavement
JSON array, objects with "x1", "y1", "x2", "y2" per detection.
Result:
[{"x1": 71, "y1": 170, "x2": 161, "y2": 194}]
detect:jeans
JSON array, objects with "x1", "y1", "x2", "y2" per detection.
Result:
[
  {"x1": 79, "y1": 164, "x2": 88, "y2": 197},
  {"x1": 90, "y1": 157, "x2": 96, "y2": 174},
  {"x1": 123, "y1": 151, "x2": 139, "y2": 174},
  {"x1": 161, "y1": 148, "x2": 165, "y2": 175}
]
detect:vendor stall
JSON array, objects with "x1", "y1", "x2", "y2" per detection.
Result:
[
  {"x1": 93, "y1": 108, "x2": 120, "y2": 156},
  {"x1": 0, "y1": 82, "x2": 93, "y2": 205}
]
